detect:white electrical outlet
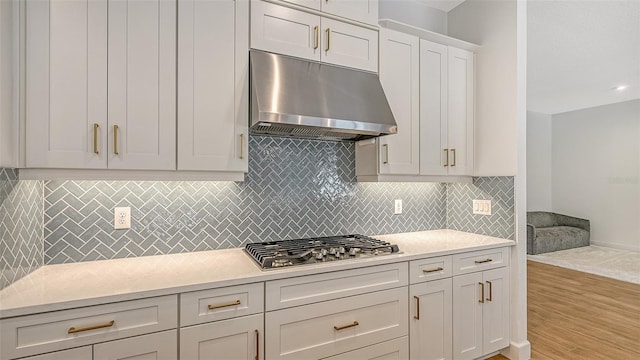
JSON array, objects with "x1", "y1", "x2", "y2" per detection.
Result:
[
  {"x1": 114, "y1": 207, "x2": 131, "y2": 229},
  {"x1": 472, "y1": 200, "x2": 492, "y2": 215},
  {"x1": 394, "y1": 199, "x2": 403, "y2": 215}
]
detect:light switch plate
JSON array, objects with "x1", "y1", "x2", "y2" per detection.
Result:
[
  {"x1": 114, "y1": 207, "x2": 131, "y2": 229},
  {"x1": 472, "y1": 200, "x2": 492, "y2": 215},
  {"x1": 394, "y1": 199, "x2": 403, "y2": 215}
]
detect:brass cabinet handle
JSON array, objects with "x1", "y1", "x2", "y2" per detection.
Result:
[
  {"x1": 474, "y1": 258, "x2": 493, "y2": 264},
  {"x1": 254, "y1": 329, "x2": 259, "y2": 360},
  {"x1": 479, "y1": 282, "x2": 485, "y2": 303},
  {"x1": 334, "y1": 321, "x2": 359, "y2": 331},
  {"x1": 413, "y1": 296, "x2": 420, "y2": 320},
  {"x1": 240, "y1": 134, "x2": 245, "y2": 159},
  {"x1": 93, "y1": 123, "x2": 99, "y2": 154},
  {"x1": 486, "y1": 280, "x2": 493, "y2": 302},
  {"x1": 208, "y1": 299, "x2": 241, "y2": 310},
  {"x1": 423, "y1": 267, "x2": 444, "y2": 273},
  {"x1": 325, "y1": 28, "x2": 331, "y2": 52},
  {"x1": 443, "y1": 149, "x2": 449, "y2": 167},
  {"x1": 383, "y1": 144, "x2": 389, "y2": 164},
  {"x1": 68, "y1": 320, "x2": 114, "y2": 334},
  {"x1": 314, "y1": 25, "x2": 319, "y2": 50},
  {"x1": 113, "y1": 125, "x2": 119, "y2": 155},
  {"x1": 451, "y1": 148, "x2": 456, "y2": 166}
]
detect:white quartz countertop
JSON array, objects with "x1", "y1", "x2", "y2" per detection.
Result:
[{"x1": 0, "y1": 230, "x2": 514, "y2": 318}]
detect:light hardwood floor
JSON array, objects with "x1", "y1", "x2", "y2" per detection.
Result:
[{"x1": 488, "y1": 260, "x2": 640, "y2": 360}]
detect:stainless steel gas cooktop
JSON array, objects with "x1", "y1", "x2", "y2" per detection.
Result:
[{"x1": 244, "y1": 234, "x2": 400, "y2": 269}]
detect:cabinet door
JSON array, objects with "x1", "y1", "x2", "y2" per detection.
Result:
[
  {"x1": 320, "y1": 18, "x2": 378, "y2": 72},
  {"x1": 22, "y1": 347, "x2": 92, "y2": 360},
  {"x1": 452, "y1": 272, "x2": 483, "y2": 360},
  {"x1": 321, "y1": 0, "x2": 378, "y2": 26},
  {"x1": 251, "y1": 1, "x2": 321, "y2": 62},
  {"x1": 178, "y1": 0, "x2": 248, "y2": 171},
  {"x1": 26, "y1": 0, "x2": 107, "y2": 169},
  {"x1": 482, "y1": 267, "x2": 510, "y2": 354},
  {"x1": 447, "y1": 47, "x2": 474, "y2": 176},
  {"x1": 180, "y1": 313, "x2": 263, "y2": 360},
  {"x1": 419, "y1": 39, "x2": 448, "y2": 176},
  {"x1": 410, "y1": 278, "x2": 453, "y2": 360},
  {"x1": 378, "y1": 29, "x2": 419, "y2": 175},
  {"x1": 281, "y1": 0, "x2": 321, "y2": 11},
  {"x1": 93, "y1": 330, "x2": 177, "y2": 360},
  {"x1": 321, "y1": 336, "x2": 408, "y2": 360},
  {"x1": 108, "y1": 0, "x2": 176, "y2": 170}
]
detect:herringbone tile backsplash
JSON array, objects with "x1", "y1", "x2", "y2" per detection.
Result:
[
  {"x1": 0, "y1": 169, "x2": 44, "y2": 289},
  {"x1": 44, "y1": 137, "x2": 449, "y2": 264},
  {"x1": 0, "y1": 137, "x2": 514, "y2": 267}
]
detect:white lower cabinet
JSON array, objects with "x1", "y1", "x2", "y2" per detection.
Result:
[
  {"x1": 22, "y1": 347, "x2": 92, "y2": 360},
  {"x1": 180, "y1": 313, "x2": 263, "y2": 360},
  {"x1": 452, "y1": 267, "x2": 510, "y2": 360},
  {"x1": 321, "y1": 336, "x2": 409, "y2": 360},
  {"x1": 93, "y1": 330, "x2": 177, "y2": 360},
  {"x1": 410, "y1": 278, "x2": 453, "y2": 360}
]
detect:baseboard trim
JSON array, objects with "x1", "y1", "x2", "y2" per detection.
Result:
[
  {"x1": 590, "y1": 241, "x2": 640, "y2": 252},
  {"x1": 501, "y1": 340, "x2": 531, "y2": 360}
]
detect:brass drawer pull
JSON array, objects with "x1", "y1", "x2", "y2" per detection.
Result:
[
  {"x1": 383, "y1": 144, "x2": 389, "y2": 164},
  {"x1": 443, "y1": 149, "x2": 449, "y2": 167},
  {"x1": 68, "y1": 320, "x2": 114, "y2": 334},
  {"x1": 334, "y1": 321, "x2": 359, "y2": 331},
  {"x1": 474, "y1": 258, "x2": 493, "y2": 264},
  {"x1": 255, "y1": 329, "x2": 259, "y2": 360},
  {"x1": 240, "y1": 134, "x2": 245, "y2": 159},
  {"x1": 325, "y1": 28, "x2": 331, "y2": 52},
  {"x1": 486, "y1": 280, "x2": 493, "y2": 302},
  {"x1": 314, "y1": 25, "x2": 319, "y2": 50},
  {"x1": 423, "y1": 267, "x2": 443, "y2": 273},
  {"x1": 93, "y1": 123, "x2": 99, "y2": 154},
  {"x1": 413, "y1": 296, "x2": 420, "y2": 320},
  {"x1": 208, "y1": 300, "x2": 241, "y2": 310},
  {"x1": 113, "y1": 125, "x2": 119, "y2": 155},
  {"x1": 451, "y1": 148, "x2": 456, "y2": 166},
  {"x1": 478, "y1": 282, "x2": 485, "y2": 303}
]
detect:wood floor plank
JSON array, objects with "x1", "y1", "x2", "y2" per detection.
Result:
[{"x1": 486, "y1": 260, "x2": 640, "y2": 360}]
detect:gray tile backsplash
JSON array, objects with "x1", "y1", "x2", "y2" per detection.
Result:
[
  {"x1": 2, "y1": 137, "x2": 515, "y2": 270},
  {"x1": 0, "y1": 169, "x2": 44, "y2": 289}
]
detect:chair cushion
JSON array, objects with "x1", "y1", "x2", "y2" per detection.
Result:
[
  {"x1": 533, "y1": 226, "x2": 590, "y2": 254},
  {"x1": 527, "y1": 212, "x2": 558, "y2": 228}
]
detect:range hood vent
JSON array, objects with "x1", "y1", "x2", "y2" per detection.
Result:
[{"x1": 249, "y1": 50, "x2": 397, "y2": 142}]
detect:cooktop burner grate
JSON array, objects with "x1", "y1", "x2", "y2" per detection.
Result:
[{"x1": 244, "y1": 234, "x2": 400, "y2": 269}]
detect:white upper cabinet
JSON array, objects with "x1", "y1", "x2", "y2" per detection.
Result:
[
  {"x1": 108, "y1": 0, "x2": 176, "y2": 170},
  {"x1": 420, "y1": 39, "x2": 474, "y2": 177},
  {"x1": 26, "y1": 0, "x2": 108, "y2": 169},
  {"x1": 322, "y1": 0, "x2": 378, "y2": 26},
  {"x1": 178, "y1": 0, "x2": 248, "y2": 172},
  {"x1": 250, "y1": 0, "x2": 378, "y2": 72},
  {"x1": 26, "y1": 0, "x2": 177, "y2": 171},
  {"x1": 378, "y1": 29, "x2": 420, "y2": 175},
  {"x1": 251, "y1": 1, "x2": 321, "y2": 62},
  {"x1": 320, "y1": 17, "x2": 378, "y2": 72}
]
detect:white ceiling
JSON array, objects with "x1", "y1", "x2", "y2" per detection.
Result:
[
  {"x1": 416, "y1": 0, "x2": 466, "y2": 12},
  {"x1": 527, "y1": 0, "x2": 640, "y2": 115}
]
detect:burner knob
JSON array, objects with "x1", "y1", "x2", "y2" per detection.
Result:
[
  {"x1": 329, "y1": 248, "x2": 337, "y2": 255},
  {"x1": 321, "y1": 249, "x2": 328, "y2": 256},
  {"x1": 349, "y1": 248, "x2": 359, "y2": 256},
  {"x1": 315, "y1": 252, "x2": 324, "y2": 260},
  {"x1": 339, "y1": 247, "x2": 346, "y2": 254}
]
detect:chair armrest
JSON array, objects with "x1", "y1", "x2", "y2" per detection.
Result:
[{"x1": 554, "y1": 213, "x2": 590, "y2": 232}]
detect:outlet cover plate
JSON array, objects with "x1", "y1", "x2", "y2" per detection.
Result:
[
  {"x1": 394, "y1": 199, "x2": 403, "y2": 215},
  {"x1": 114, "y1": 207, "x2": 131, "y2": 229},
  {"x1": 472, "y1": 200, "x2": 492, "y2": 215}
]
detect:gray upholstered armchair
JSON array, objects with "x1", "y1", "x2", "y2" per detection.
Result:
[{"x1": 526, "y1": 212, "x2": 590, "y2": 255}]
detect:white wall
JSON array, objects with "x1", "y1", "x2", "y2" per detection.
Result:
[
  {"x1": 379, "y1": 0, "x2": 448, "y2": 34},
  {"x1": 526, "y1": 111, "x2": 552, "y2": 211},
  {"x1": 448, "y1": 0, "x2": 518, "y2": 176},
  {"x1": 552, "y1": 99, "x2": 640, "y2": 251},
  {"x1": 0, "y1": 0, "x2": 16, "y2": 167}
]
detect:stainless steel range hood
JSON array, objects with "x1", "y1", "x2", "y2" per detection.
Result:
[{"x1": 249, "y1": 50, "x2": 397, "y2": 141}]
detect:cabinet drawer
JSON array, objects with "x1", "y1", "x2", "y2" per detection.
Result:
[
  {"x1": 266, "y1": 262, "x2": 408, "y2": 310},
  {"x1": 180, "y1": 282, "x2": 264, "y2": 326},
  {"x1": 320, "y1": 336, "x2": 408, "y2": 360},
  {"x1": 452, "y1": 247, "x2": 509, "y2": 275},
  {"x1": 0, "y1": 295, "x2": 177, "y2": 359},
  {"x1": 409, "y1": 255, "x2": 452, "y2": 284},
  {"x1": 265, "y1": 287, "x2": 408, "y2": 360}
]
